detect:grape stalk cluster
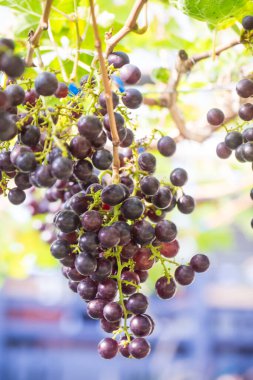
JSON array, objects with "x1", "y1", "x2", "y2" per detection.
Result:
[{"x1": 0, "y1": 40, "x2": 209, "y2": 359}]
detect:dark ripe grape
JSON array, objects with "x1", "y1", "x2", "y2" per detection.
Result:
[
  {"x1": 107, "y1": 124, "x2": 127, "y2": 143},
  {"x1": 80, "y1": 174, "x2": 99, "y2": 190},
  {"x1": 55, "y1": 210, "x2": 81, "y2": 233},
  {"x1": 101, "y1": 185, "x2": 125, "y2": 206},
  {"x1": 120, "y1": 64, "x2": 141, "y2": 85},
  {"x1": 6, "y1": 105, "x2": 17, "y2": 115},
  {"x1": 81, "y1": 210, "x2": 103, "y2": 231},
  {"x1": 225, "y1": 131, "x2": 243, "y2": 150},
  {"x1": 120, "y1": 128, "x2": 134, "y2": 148},
  {"x1": 157, "y1": 136, "x2": 176, "y2": 157},
  {"x1": 133, "y1": 248, "x2": 154, "y2": 270},
  {"x1": 47, "y1": 147, "x2": 62, "y2": 164},
  {"x1": 79, "y1": 231, "x2": 98, "y2": 254},
  {"x1": 80, "y1": 74, "x2": 96, "y2": 86},
  {"x1": 99, "y1": 91, "x2": 119, "y2": 109},
  {"x1": 20, "y1": 125, "x2": 40, "y2": 147},
  {"x1": 121, "y1": 271, "x2": 140, "y2": 295},
  {"x1": 238, "y1": 103, "x2": 253, "y2": 121},
  {"x1": 6, "y1": 171, "x2": 16, "y2": 179},
  {"x1": 132, "y1": 220, "x2": 155, "y2": 245},
  {"x1": 120, "y1": 175, "x2": 134, "y2": 194},
  {"x1": 62, "y1": 266, "x2": 70, "y2": 279},
  {"x1": 86, "y1": 183, "x2": 103, "y2": 195},
  {"x1": 14, "y1": 173, "x2": 31, "y2": 190},
  {"x1": 35, "y1": 165, "x2": 57, "y2": 188},
  {"x1": 91, "y1": 130, "x2": 107, "y2": 149},
  {"x1": 175, "y1": 265, "x2": 195, "y2": 286},
  {"x1": 170, "y1": 168, "x2": 188, "y2": 187},
  {"x1": 69, "y1": 135, "x2": 91, "y2": 159},
  {"x1": 100, "y1": 318, "x2": 120, "y2": 333},
  {"x1": 140, "y1": 176, "x2": 160, "y2": 196},
  {"x1": 60, "y1": 252, "x2": 76, "y2": 267},
  {"x1": 23, "y1": 89, "x2": 39, "y2": 107},
  {"x1": 57, "y1": 231, "x2": 78, "y2": 244},
  {"x1": 73, "y1": 159, "x2": 93, "y2": 181},
  {"x1": 103, "y1": 302, "x2": 123, "y2": 322},
  {"x1": 103, "y1": 112, "x2": 124, "y2": 132},
  {"x1": 236, "y1": 78, "x2": 253, "y2": 98},
  {"x1": 242, "y1": 142, "x2": 253, "y2": 161},
  {"x1": 46, "y1": 188, "x2": 63, "y2": 202},
  {"x1": 126, "y1": 293, "x2": 148, "y2": 315},
  {"x1": 122, "y1": 88, "x2": 143, "y2": 109},
  {"x1": 98, "y1": 226, "x2": 120, "y2": 248},
  {"x1": 155, "y1": 220, "x2": 177, "y2": 242},
  {"x1": 91, "y1": 258, "x2": 112, "y2": 281},
  {"x1": 0, "y1": 112, "x2": 17, "y2": 141},
  {"x1": 98, "y1": 338, "x2": 118, "y2": 359},
  {"x1": 160, "y1": 239, "x2": 180, "y2": 258},
  {"x1": 8, "y1": 187, "x2": 26, "y2": 205},
  {"x1": 216, "y1": 142, "x2": 232, "y2": 159},
  {"x1": 67, "y1": 267, "x2": 85, "y2": 282},
  {"x1": 129, "y1": 337, "x2": 151, "y2": 359},
  {"x1": 51, "y1": 157, "x2": 73, "y2": 180},
  {"x1": 0, "y1": 91, "x2": 8, "y2": 109},
  {"x1": 121, "y1": 241, "x2": 139, "y2": 259},
  {"x1": 135, "y1": 270, "x2": 148, "y2": 283},
  {"x1": 97, "y1": 278, "x2": 118, "y2": 300},
  {"x1": 119, "y1": 336, "x2": 133, "y2": 358},
  {"x1": 50, "y1": 239, "x2": 71, "y2": 259},
  {"x1": 120, "y1": 196, "x2": 145, "y2": 220},
  {"x1": 54, "y1": 82, "x2": 68, "y2": 98},
  {"x1": 77, "y1": 277, "x2": 98, "y2": 301},
  {"x1": 177, "y1": 195, "x2": 195, "y2": 214},
  {"x1": 108, "y1": 51, "x2": 130, "y2": 68},
  {"x1": 87, "y1": 299, "x2": 108, "y2": 319},
  {"x1": 243, "y1": 127, "x2": 253, "y2": 142},
  {"x1": 190, "y1": 254, "x2": 210, "y2": 273},
  {"x1": 1, "y1": 54, "x2": 25, "y2": 78},
  {"x1": 235, "y1": 145, "x2": 247, "y2": 163},
  {"x1": 15, "y1": 151, "x2": 37, "y2": 173},
  {"x1": 0, "y1": 38, "x2": 15, "y2": 50},
  {"x1": 35, "y1": 72, "x2": 58, "y2": 96},
  {"x1": 0, "y1": 151, "x2": 15, "y2": 172},
  {"x1": 77, "y1": 115, "x2": 103, "y2": 141},
  {"x1": 155, "y1": 276, "x2": 176, "y2": 299},
  {"x1": 130, "y1": 314, "x2": 152, "y2": 337},
  {"x1": 242, "y1": 15, "x2": 253, "y2": 30},
  {"x1": 207, "y1": 108, "x2": 225, "y2": 125},
  {"x1": 152, "y1": 186, "x2": 172, "y2": 209},
  {"x1": 5, "y1": 84, "x2": 25, "y2": 106},
  {"x1": 138, "y1": 152, "x2": 156, "y2": 172},
  {"x1": 112, "y1": 221, "x2": 131, "y2": 245},
  {"x1": 68, "y1": 280, "x2": 79, "y2": 293},
  {"x1": 147, "y1": 208, "x2": 166, "y2": 223},
  {"x1": 92, "y1": 149, "x2": 112, "y2": 170},
  {"x1": 75, "y1": 252, "x2": 97, "y2": 276},
  {"x1": 250, "y1": 188, "x2": 253, "y2": 200},
  {"x1": 68, "y1": 192, "x2": 90, "y2": 215}
]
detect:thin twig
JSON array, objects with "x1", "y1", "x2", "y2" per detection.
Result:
[
  {"x1": 105, "y1": 0, "x2": 148, "y2": 56},
  {"x1": 143, "y1": 38, "x2": 242, "y2": 142},
  {"x1": 89, "y1": 0, "x2": 120, "y2": 183},
  {"x1": 26, "y1": 0, "x2": 53, "y2": 66}
]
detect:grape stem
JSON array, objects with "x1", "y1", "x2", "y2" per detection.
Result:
[
  {"x1": 105, "y1": 0, "x2": 148, "y2": 57},
  {"x1": 89, "y1": 0, "x2": 120, "y2": 183},
  {"x1": 26, "y1": 0, "x2": 53, "y2": 66}
]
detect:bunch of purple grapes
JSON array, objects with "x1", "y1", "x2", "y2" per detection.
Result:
[
  {"x1": 0, "y1": 42, "x2": 209, "y2": 359},
  {"x1": 207, "y1": 76, "x2": 253, "y2": 228}
]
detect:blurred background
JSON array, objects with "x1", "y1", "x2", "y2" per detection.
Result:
[{"x1": 0, "y1": 1, "x2": 252, "y2": 379}]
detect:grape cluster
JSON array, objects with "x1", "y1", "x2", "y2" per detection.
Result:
[
  {"x1": 207, "y1": 76, "x2": 253, "y2": 228},
  {"x1": 0, "y1": 41, "x2": 209, "y2": 359}
]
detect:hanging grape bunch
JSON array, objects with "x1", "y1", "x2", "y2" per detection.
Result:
[
  {"x1": 207, "y1": 16, "x2": 253, "y2": 229},
  {"x1": 0, "y1": 0, "x2": 212, "y2": 359}
]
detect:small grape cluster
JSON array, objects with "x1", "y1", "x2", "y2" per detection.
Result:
[
  {"x1": 0, "y1": 42, "x2": 209, "y2": 359},
  {"x1": 207, "y1": 76, "x2": 253, "y2": 228}
]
